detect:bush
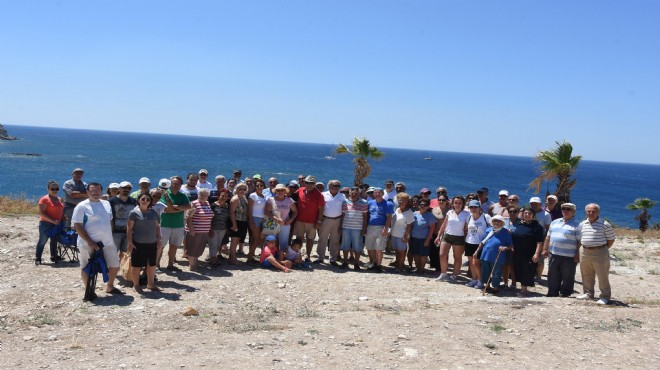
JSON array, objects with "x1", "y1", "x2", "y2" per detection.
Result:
[{"x1": 0, "y1": 195, "x2": 37, "y2": 216}]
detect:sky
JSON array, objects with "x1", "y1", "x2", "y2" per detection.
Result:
[{"x1": 1, "y1": 1, "x2": 659, "y2": 164}]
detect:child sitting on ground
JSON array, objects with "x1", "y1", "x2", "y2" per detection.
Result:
[
  {"x1": 260, "y1": 235, "x2": 292, "y2": 273},
  {"x1": 283, "y1": 238, "x2": 307, "y2": 269}
]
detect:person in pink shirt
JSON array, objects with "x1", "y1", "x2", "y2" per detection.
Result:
[{"x1": 260, "y1": 235, "x2": 291, "y2": 272}]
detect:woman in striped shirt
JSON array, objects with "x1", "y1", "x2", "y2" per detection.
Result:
[{"x1": 185, "y1": 188, "x2": 214, "y2": 270}]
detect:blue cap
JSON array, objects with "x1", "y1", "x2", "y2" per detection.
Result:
[
  {"x1": 265, "y1": 235, "x2": 277, "y2": 242},
  {"x1": 468, "y1": 200, "x2": 481, "y2": 208}
]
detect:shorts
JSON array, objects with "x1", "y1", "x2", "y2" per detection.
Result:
[
  {"x1": 252, "y1": 217, "x2": 264, "y2": 228},
  {"x1": 79, "y1": 241, "x2": 120, "y2": 270},
  {"x1": 131, "y1": 241, "x2": 157, "y2": 267},
  {"x1": 161, "y1": 227, "x2": 185, "y2": 247},
  {"x1": 409, "y1": 237, "x2": 429, "y2": 257},
  {"x1": 464, "y1": 242, "x2": 479, "y2": 257},
  {"x1": 365, "y1": 225, "x2": 387, "y2": 251},
  {"x1": 391, "y1": 236, "x2": 408, "y2": 252},
  {"x1": 261, "y1": 258, "x2": 273, "y2": 268},
  {"x1": 113, "y1": 232, "x2": 128, "y2": 253},
  {"x1": 442, "y1": 233, "x2": 465, "y2": 246},
  {"x1": 341, "y1": 228, "x2": 364, "y2": 252},
  {"x1": 294, "y1": 221, "x2": 317, "y2": 240},
  {"x1": 229, "y1": 220, "x2": 249, "y2": 239}
]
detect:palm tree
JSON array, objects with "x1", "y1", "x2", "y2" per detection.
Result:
[
  {"x1": 627, "y1": 198, "x2": 656, "y2": 232},
  {"x1": 335, "y1": 137, "x2": 384, "y2": 187},
  {"x1": 528, "y1": 140, "x2": 582, "y2": 204}
]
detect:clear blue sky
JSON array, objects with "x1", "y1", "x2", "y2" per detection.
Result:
[{"x1": 1, "y1": 1, "x2": 659, "y2": 164}]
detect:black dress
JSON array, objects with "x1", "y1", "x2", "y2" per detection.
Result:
[{"x1": 511, "y1": 220, "x2": 545, "y2": 287}]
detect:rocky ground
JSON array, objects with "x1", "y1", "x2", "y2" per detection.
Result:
[{"x1": 1, "y1": 215, "x2": 658, "y2": 369}]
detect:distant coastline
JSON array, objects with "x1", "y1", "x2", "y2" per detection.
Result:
[{"x1": 0, "y1": 123, "x2": 18, "y2": 140}]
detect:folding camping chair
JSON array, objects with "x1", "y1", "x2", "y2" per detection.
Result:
[{"x1": 58, "y1": 229, "x2": 79, "y2": 262}]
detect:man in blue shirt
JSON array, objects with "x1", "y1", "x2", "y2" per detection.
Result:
[
  {"x1": 364, "y1": 188, "x2": 393, "y2": 272},
  {"x1": 542, "y1": 203, "x2": 581, "y2": 297}
]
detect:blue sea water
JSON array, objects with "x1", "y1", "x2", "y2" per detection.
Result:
[{"x1": 1, "y1": 124, "x2": 659, "y2": 228}]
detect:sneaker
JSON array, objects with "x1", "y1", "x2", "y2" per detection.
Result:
[
  {"x1": 312, "y1": 258, "x2": 324, "y2": 264},
  {"x1": 166, "y1": 265, "x2": 181, "y2": 272},
  {"x1": 330, "y1": 260, "x2": 340, "y2": 267},
  {"x1": 576, "y1": 293, "x2": 592, "y2": 300},
  {"x1": 466, "y1": 279, "x2": 478, "y2": 287},
  {"x1": 155, "y1": 267, "x2": 164, "y2": 274},
  {"x1": 304, "y1": 257, "x2": 311, "y2": 263},
  {"x1": 597, "y1": 298, "x2": 610, "y2": 305},
  {"x1": 364, "y1": 262, "x2": 375, "y2": 270},
  {"x1": 475, "y1": 281, "x2": 484, "y2": 289},
  {"x1": 448, "y1": 275, "x2": 458, "y2": 283},
  {"x1": 435, "y1": 273, "x2": 450, "y2": 282},
  {"x1": 302, "y1": 261, "x2": 311, "y2": 269}
]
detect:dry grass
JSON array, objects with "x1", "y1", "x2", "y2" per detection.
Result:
[
  {"x1": 0, "y1": 195, "x2": 37, "y2": 216},
  {"x1": 614, "y1": 227, "x2": 660, "y2": 240}
]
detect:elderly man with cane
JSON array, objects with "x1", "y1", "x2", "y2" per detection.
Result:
[{"x1": 475, "y1": 215, "x2": 513, "y2": 295}]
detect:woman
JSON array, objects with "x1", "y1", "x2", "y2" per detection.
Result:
[
  {"x1": 428, "y1": 194, "x2": 450, "y2": 271},
  {"x1": 228, "y1": 183, "x2": 249, "y2": 264},
  {"x1": 185, "y1": 188, "x2": 213, "y2": 270},
  {"x1": 208, "y1": 189, "x2": 231, "y2": 267},
  {"x1": 266, "y1": 183, "x2": 298, "y2": 250},
  {"x1": 35, "y1": 180, "x2": 65, "y2": 265},
  {"x1": 475, "y1": 215, "x2": 513, "y2": 294},
  {"x1": 511, "y1": 206, "x2": 545, "y2": 297},
  {"x1": 226, "y1": 179, "x2": 236, "y2": 195},
  {"x1": 247, "y1": 178, "x2": 269, "y2": 263},
  {"x1": 127, "y1": 192, "x2": 162, "y2": 292},
  {"x1": 501, "y1": 204, "x2": 521, "y2": 287},
  {"x1": 390, "y1": 193, "x2": 415, "y2": 273},
  {"x1": 465, "y1": 200, "x2": 492, "y2": 289},
  {"x1": 410, "y1": 199, "x2": 437, "y2": 274},
  {"x1": 464, "y1": 193, "x2": 479, "y2": 210},
  {"x1": 102, "y1": 183, "x2": 120, "y2": 201},
  {"x1": 434, "y1": 196, "x2": 470, "y2": 282}
]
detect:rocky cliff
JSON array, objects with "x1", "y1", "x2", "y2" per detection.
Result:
[{"x1": 0, "y1": 123, "x2": 18, "y2": 140}]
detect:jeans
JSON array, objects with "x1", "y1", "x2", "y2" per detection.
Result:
[
  {"x1": 36, "y1": 221, "x2": 58, "y2": 260},
  {"x1": 547, "y1": 254, "x2": 577, "y2": 296},
  {"x1": 276, "y1": 224, "x2": 291, "y2": 250}
]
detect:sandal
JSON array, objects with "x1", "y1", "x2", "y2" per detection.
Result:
[
  {"x1": 106, "y1": 287, "x2": 126, "y2": 295},
  {"x1": 147, "y1": 286, "x2": 162, "y2": 292}
]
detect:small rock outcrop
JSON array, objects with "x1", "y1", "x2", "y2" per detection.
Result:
[{"x1": 0, "y1": 123, "x2": 18, "y2": 140}]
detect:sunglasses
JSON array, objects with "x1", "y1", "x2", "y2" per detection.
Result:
[
  {"x1": 509, "y1": 210, "x2": 519, "y2": 214},
  {"x1": 49, "y1": 188, "x2": 59, "y2": 191},
  {"x1": 438, "y1": 199, "x2": 447, "y2": 202},
  {"x1": 508, "y1": 198, "x2": 519, "y2": 202},
  {"x1": 139, "y1": 198, "x2": 151, "y2": 202},
  {"x1": 329, "y1": 184, "x2": 340, "y2": 188}
]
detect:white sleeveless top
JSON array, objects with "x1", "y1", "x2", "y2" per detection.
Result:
[{"x1": 445, "y1": 209, "x2": 470, "y2": 236}]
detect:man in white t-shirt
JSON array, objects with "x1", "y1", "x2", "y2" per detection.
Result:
[
  {"x1": 196, "y1": 169, "x2": 213, "y2": 190},
  {"x1": 382, "y1": 179, "x2": 397, "y2": 201},
  {"x1": 73, "y1": 182, "x2": 123, "y2": 300},
  {"x1": 316, "y1": 180, "x2": 347, "y2": 265}
]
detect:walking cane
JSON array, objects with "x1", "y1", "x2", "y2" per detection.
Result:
[{"x1": 483, "y1": 248, "x2": 504, "y2": 296}]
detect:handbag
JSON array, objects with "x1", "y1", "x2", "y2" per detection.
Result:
[{"x1": 261, "y1": 216, "x2": 281, "y2": 235}]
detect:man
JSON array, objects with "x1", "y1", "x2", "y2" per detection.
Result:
[
  {"x1": 577, "y1": 203, "x2": 616, "y2": 305},
  {"x1": 180, "y1": 173, "x2": 199, "y2": 201},
  {"x1": 420, "y1": 188, "x2": 432, "y2": 202},
  {"x1": 530, "y1": 196, "x2": 553, "y2": 279},
  {"x1": 316, "y1": 180, "x2": 346, "y2": 265},
  {"x1": 392, "y1": 182, "x2": 406, "y2": 208},
  {"x1": 130, "y1": 177, "x2": 151, "y2": 199},
  {"x1": 294, "y1": 175, "x2": 325, "y2": 262},
  {"x1": 232, "y1": 169, "x2": 243, "y2": 184},
  {"x1": 209, "y1": 175, "x2": 227, "y2": 203},
  {"x1": 63, "y1": 168, "x2": 88, "y2": 229},
  {"x1": 73, "y1": 182, "x2": 122, "y2": 299},
  {"x1": 365, "y1": 188, "x2": 394, "y2": 272},
  {"x1": 477, "y1": 187, "x2": 494, "y2": 215},
  {"x1": 109, "y1": 181, "x2": 137, "y2": 258},
  {"x1": 264, "y1": 177, "x2": 278, "y2": 198},
  {"x1": 490, "y1": 190, "x2": 509, "y2": 216},
  {"x1": 382, "y1": 180, "x2": 396, "y2": 201},
  {"x1": 159, "y1": 176, "x2": 192, "y2": 271},
  {"x1": 197, "y1": 169, "x2": 213, "y2": 190},
  {"x1": 341, "y1": 187, "x2": 369, "y2": 270},
  {"x1": 429, "y1": 186, "x2": 448, "y2": 209},
  {"x1": 542, "y1": 202, "x2": 581, "y2": 297},
  {"x1": 545, "y1": 195, "x2": 562, "y2": 220}
]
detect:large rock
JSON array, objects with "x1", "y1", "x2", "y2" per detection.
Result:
[{"x1": 0, "y1": 123, "x2": 18, "y2": 140}]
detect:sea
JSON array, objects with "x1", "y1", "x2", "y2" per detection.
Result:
[{"x1": 2, "y1": 124, "x2": 659, "y2": 228}]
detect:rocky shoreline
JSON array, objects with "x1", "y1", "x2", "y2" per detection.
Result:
[{"x1": 0, "y1": 123, "x2": 18, "y2": 140}]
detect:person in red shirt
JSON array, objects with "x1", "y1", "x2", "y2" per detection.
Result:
[
  {"x1": 35, "y1": 180, "x2": 66, "y2": 264},
  {"x1": 294, "y1": 175, "x2": 325, "y2": 262},
  {"x1": 260, "y1": 235, "x2": 291, "y2": 272}
]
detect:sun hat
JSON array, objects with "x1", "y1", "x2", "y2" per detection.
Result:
[
  {"x1": 420, "y1": 188, "x2": 431, "y2": 194},
  {"x1": 367, "y1": 186, "x2": 376, "y2": 193},
  {"x1": 265, "y1": 235, "x2": 277, "y2": 242},
  {"x1": 119, "y1": 181, "x2": 132, "y2": 188},
  {"x1": 491, "y1": 215, "x2": 505, "y2": 223},
  {"x1": 139, "y1": 177, "x2": 151, "y2": 184},
  {"x1": 274, "y1": 183, "x2": 287, "y2": 190},
  {"x1": 72, "y1": 168, "x2": 84, "y2": 175},
  {"x1": 304, "y1": 175, "x2": 316, "y2": 183},
  {"x1": 498, "y1": 190, "x2": 509, "y2": 196},
  {"x1": 108, "y1": 182, "x2": 120, "y2": 189},
  {"x1": 395, "y1": 182, "x2": 406, "y2": 188},
  {"x1": 198, "y1": 169, "x2": 208, "y2": 175},
  {"x1": 158, "y1": 178, "x2": 171, "y2": 190},
  {"x1": 547, "y1": 195, "x2": 558, "y2": 201},
  {"x1": 529, "y1": 197, "x2": 542, "y2": 204},
  {"x1": 253, "y1": 174, "x2": 262, "y2": 180},
  {"x1": 468, "y1": 200, "x2": 481, "y2": 208},
  {"x1": 288, "y1": 180, "x2": 299, "y2": 187}
]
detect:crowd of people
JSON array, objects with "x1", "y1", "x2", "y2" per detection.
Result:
[{"x1": 34, "y1": 167, "x2": 616, "y2": 304}]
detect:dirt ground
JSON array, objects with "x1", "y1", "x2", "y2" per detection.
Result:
[{"x1": 1, "y1": 215, "x2": 659, "y2": 369}]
